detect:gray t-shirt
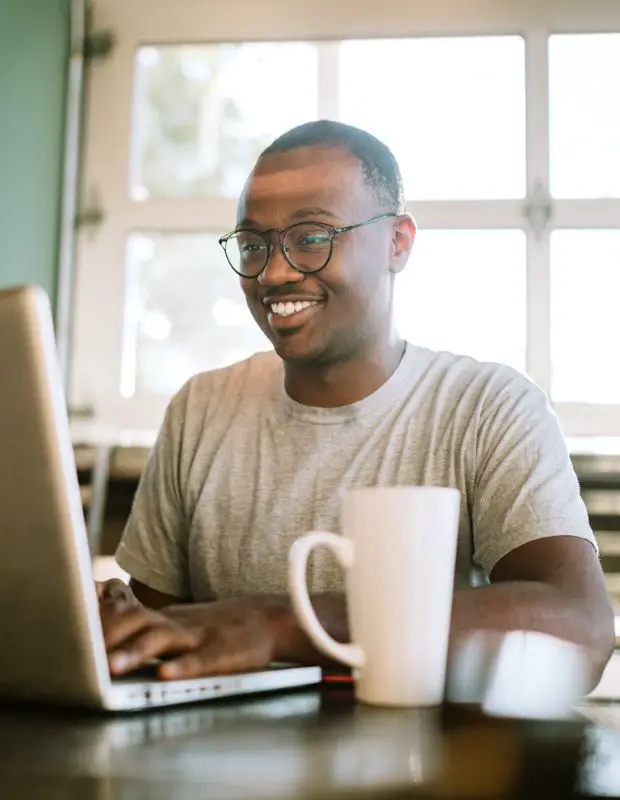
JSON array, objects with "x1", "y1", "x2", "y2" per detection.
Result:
[{"x1": 116, "y1": 344, "x2": 595, "y2": 600}]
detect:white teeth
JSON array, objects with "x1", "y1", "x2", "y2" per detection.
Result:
[{"x1": 270, "y1": 300, "x2": 318, "y2": 318}]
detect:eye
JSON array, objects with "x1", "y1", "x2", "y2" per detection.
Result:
[
  {"x1": 241, "y1": 242, "x2": 265, "y2": 254},
  {"x1": 301, "y1": 233, "x2": 329, "y2": 245},
  {"x1": 234, "y1": 235, "x2": 267, "y2": 257},
  {"x1": 293, "y1": 229, "x2": 332, "y2": 250}
]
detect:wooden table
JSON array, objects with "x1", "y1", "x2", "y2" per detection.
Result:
[{"x1": 0, "y1": 686, "x2": 619, "y2": 798}]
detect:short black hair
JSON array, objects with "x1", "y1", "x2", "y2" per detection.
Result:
[{"x1": 260, "y1": 120, "x2": 406, "y2": 213}]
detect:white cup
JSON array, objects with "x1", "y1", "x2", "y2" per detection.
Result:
[{"x1": 288, "y1": 486, "x2": 460, "y2": 707}]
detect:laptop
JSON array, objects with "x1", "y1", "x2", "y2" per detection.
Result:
[{"x1": 0, "y1": 285, "x2": 321, "y2": 711}]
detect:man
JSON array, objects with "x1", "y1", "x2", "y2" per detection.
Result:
[{"x1": 100, "y1": 120, "x2": 614, "y2": 687}]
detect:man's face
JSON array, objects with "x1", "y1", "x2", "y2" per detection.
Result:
[{"x1": 236, "y1": 145, "x2": 414, "y2": 364}]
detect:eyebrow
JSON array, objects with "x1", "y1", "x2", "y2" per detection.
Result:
[
  {"x1": 289, "y1": 206, "x2": 339, "y2": 221},
  {"x1": 237, "y1": 206, "x2": 339, "y2": 229}
]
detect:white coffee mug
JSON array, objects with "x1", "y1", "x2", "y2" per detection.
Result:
[{"x1": 288, "y1": 486, "x2": 460, "y2": 707}]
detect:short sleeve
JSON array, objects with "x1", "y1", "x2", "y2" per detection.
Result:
[
  {"x1": 115, "y1": 389, "x2": 191, "y2": 598},
  {"x1": 472, "y1": 372, "x2": 596, "y2": 577}
]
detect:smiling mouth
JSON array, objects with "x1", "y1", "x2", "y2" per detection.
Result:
[
  {"x1": 265, "y1": 299, "x2": 323, "y2": 332},
  {"x1": 269, "y1": 300, "x2": 320, "y2": 318}
]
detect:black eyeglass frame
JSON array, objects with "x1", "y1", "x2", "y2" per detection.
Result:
[{"x1": 218, "y1": 213, "x2": 397, "y2": 278}]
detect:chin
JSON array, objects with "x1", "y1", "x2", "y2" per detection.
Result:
[
  {"x1": 273, "y1": 334, "x2": 324, "y2": 364},
  {"x1": 274, "y1": 341, "x2": 313, "y2": 363}
]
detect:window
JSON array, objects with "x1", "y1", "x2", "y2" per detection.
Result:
[
  {"x1": 395, "y1": 230, "x2": 526, "y2": 371},
  {"x1": 131, "y1": 43, "x2": 319, "y2": 200},
  {"x1": 71, "y1": 0, "x2": 620, "y2": 435},
  {"x1": 339, "y1": 37, "x2": 526, "y2": 200},
  {"x1": 551, "y1": 230, "x2": 620, "y2": 404},
  {"x1": 550, "y1": 34, "x2": 620, "y2": 199},
  {"x1": 122, "y1": 232, "x2": 269, "y2": 398}
]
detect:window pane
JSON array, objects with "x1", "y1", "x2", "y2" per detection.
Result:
[
  {"x1": 395, "y1": 230, "x2": 526, "y2": 371},
  {"x1": 551, "y1": 230, "x2": 620, "y2": 403},
  {"x1": 339, "y1": 37, "x2": 525, "y2": 200},
  {"x1": 121, "y1": 233, "x2": 270, "y2": 397},
  {"x1": 131, "y1": 43, "x2": 318, "y2": 200},
  {"x1": 550, "y1": 34, "x2": 620, "y2": 199}
]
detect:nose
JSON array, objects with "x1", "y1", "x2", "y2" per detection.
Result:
[{"x1": 257, "y1": 241, "x2": 304, "y2": 287}]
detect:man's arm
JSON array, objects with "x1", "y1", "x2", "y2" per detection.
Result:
[
  {"x1": 452, "y1": 536, "x2": 614, "y2": 678},
  {"x1": 270, "y1": 536, "x2": 614, "y2": 686}
]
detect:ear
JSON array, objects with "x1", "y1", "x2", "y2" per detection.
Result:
[{"x1": 389, "y1": 214, "x2": 416, "y2": 276}]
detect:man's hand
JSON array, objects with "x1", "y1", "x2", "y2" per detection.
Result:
[
  {"x1": 100, "y1": 597, "x2": 284, "y2": 680},
  {"x1": 96, "y1": 579, "x2": 142, "y2": 610}
]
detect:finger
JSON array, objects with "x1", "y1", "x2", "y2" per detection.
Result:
[
  {"x1": 108, "y1": 624, "x2": 200, "y2": 676},
  {"x1": 100, "y1": 579, "x2": 139, "y2": 610},
  {"x1": 100, "y1": 606, "x2": 156, "y2": 650},
  {"x1": 158, "y1": 650, "x2": 209, "y2": 681},
  {"x1": 159, "y1": 641, "x2": 269, "y2": 681}
]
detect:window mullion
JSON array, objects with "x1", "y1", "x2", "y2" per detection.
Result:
[
  {"x1": 317, "y1": 41, "x2": 340, "y2": 119},
  {"x1": 525, "y1": 29, "x2": 552, "y2": 394}
]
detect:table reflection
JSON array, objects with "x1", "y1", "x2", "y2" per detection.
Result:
[{"x1": 0, "y1": 689, "x2": 618, "y2": 798}]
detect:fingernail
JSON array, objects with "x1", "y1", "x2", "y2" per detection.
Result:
[
  {"x1": 109, "y1": 652, "x2": 129, "y2": 673},
  {"x1": 159, "y1": 662, "x2": 180, "y2": 680}
]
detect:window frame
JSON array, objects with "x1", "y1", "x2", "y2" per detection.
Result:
[{"x1": 70, "y1": 0, "x2": 620, "y2": 434}]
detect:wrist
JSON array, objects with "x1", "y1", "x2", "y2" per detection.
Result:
[
  {"x1": 258, "y1": 592, "x2": 348, "y2": 666},
  {"x1": 256, "y1": 595, "x2": 298, "y2": 662}
]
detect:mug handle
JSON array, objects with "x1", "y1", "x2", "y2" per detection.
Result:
[{"x1": 288, "y1": 531, "x2": 365, "y2": 669}]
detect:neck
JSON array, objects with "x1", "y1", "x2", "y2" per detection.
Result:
[{"x1": 283, "y1": 335, "x2": 406, "y2": 408}]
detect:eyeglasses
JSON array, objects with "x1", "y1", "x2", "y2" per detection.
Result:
[{"x1": 218, "y1": 213, "x2": 397, "y2": 279}]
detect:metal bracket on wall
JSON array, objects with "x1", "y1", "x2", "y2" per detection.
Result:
[
  {"x1": 75, "y1": 185, "x2": 105, "y2": 236},
  {"x1": 84, "y1": 29, "x2": 115, "y2": 61},
  {"x1": 522, "y1": 182, "x2": 554, "y2": 239}
]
